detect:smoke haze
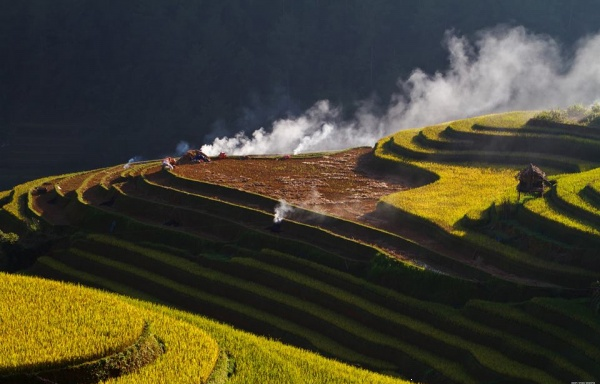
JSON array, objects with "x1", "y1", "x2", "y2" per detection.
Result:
[
  {"x1": 175, "y1": 141, "x2": 191, "y2": 156},
  {"x1": 201, "y1": 26, "x2": 600, "y2": 156},
  {"x1": 274, "y1": 200, "x2": 294, "y2": 223},
  {"x1": 123, "y1": 156, "x2": 144, "y2": 169}
]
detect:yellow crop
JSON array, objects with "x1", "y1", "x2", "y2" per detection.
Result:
[
  {"x1": 553, "y1": 167, "x2": 600, "y2": 216},
  {"x1": 0, "y1": 190, "x2": 10, "y2": 202},
  {"x1": 376, "y1": 112, "x2": 544, "y2": 232},
  {"x1": 0, "y1": 273, "x2": 145, "y2": 373},
  {"x1": 524, "y1": 197, "x2": 600, "y2": 236},
  {"x1": 0, "y1": 273, "x2": 220, "y2": 383},
  {"x1": 104, "y1": 309, "x2": 219, "y2": 384},
  {"x1": 3, "y1": 177, "x2": 56, "y2": 225},
  {"x1": 450, "y1": 111, "x2": 537, "y2": 130},
  {"x1": 380, "y1": 162, "x2": 516, "y2": 230},
  {"x1": 134, "y1": 299, "x2": 414, "y2": 384},
  {"x1": 1, "y1": 272, "x2": 409, "y2": 383},
  {"x1": 589, "y1": 178, "x2": 600, "y2": 193}
]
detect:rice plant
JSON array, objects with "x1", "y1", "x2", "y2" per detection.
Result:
[{"x1": 0, "y1": 273, "x2": 145, "y2": 374}]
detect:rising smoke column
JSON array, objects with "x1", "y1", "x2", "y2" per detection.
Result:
[
  {"x1": 386, "y1": 26, "x2": 600, "y2": 129},
  {"x1": 201, "y1": 25, "x2": 600, "y2": 157},
  {"x1": 175, "y1": 141, "x2": 191, "y2": 156},
  {"x1": 274, "y1": 199, "x2": 294, "y2": 223},
  {"x1": 123, "y1": 156, "x2": 144, "y2": 169},
  {"x1": 202, "y1": 100, "x2": 379, "y2": 156}
]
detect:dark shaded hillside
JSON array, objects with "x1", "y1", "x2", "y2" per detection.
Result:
[{"x1": 2, "y1": 0, "x2": 600, "y2": 190}]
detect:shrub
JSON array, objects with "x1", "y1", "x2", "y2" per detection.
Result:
[
  {"x1": 534, "y1": 109, "x2": 567, "y2": 123},
  {"x1": 0, "y1": 230, "x2": 58, "y2": 272},
  {"x1": 0, "y1": 230, "x2": 19, "y2": 244},
  {"x1": 581, "y1": 112, "x2": 600, "y2": 128},
  {"x1": 0, "y1": 230, "x2": 19, "y2": 269},
  {"x1": 535, "y1": 104, "x2": 600, "y2": 127},
  {"x1": 566, "y1": 103, "x2": 589, "y2": 120}
]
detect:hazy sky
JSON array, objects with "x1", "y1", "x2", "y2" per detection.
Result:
[{"x1": 199, "y1": 25, "x2": 600, "y2": 156}]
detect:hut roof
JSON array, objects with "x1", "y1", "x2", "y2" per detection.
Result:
[{"x1": 516, "y1": 163, "x2": 549, "y2": 182}]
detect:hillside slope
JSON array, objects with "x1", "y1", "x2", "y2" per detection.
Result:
[
  {"x1": 0, "y1": 272, "x2": 411, "y2": 384},
  {"x1": 2, "y1": 110, "x2": 600, "y2": 383}
]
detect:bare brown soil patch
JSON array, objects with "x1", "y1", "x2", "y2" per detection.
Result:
[{"x1": 172, "y1": 147, "x2": 408, "y2": 221}]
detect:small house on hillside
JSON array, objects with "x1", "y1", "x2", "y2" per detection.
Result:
[{"x1": 516, "y1": 163, "x2": 553, "y2": 199}]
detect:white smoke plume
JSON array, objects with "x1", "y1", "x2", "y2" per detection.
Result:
[
  {"x1": 201, "y1": 25, "x2": 600, "y2": 157},
  {"x1": 274, "y1": 199, "x2": 294, "y2": 223},
  {"x1": 123, "y1": 156, "x2": 144, "y2": 169},
  {"x1": 175, "y1": 141, "x2": 191, "y2": 156}
]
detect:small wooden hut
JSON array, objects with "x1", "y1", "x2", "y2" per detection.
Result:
[
  {"x1": 176, "y1": 149, "x2": 211, "y2": 165},
  {"x1": 516, "y1": 163, "x2": 553, "y2": 199}
]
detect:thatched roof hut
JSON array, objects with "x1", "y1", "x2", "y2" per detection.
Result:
[
  {"x1": 516, "y1": 163, "x2": 553, "y2": 198},
  {"x1": 176, "y1": 149, "x2": 211, "y2": 165}
]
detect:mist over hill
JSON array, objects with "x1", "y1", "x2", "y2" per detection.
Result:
[
  {"x1": 201, "y1": 26, "x2": 600, "y2": 156},
  {"x1": 2, "y1": 0, "x2": 600, "y2": 189}
]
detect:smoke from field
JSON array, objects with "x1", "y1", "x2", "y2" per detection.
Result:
[
  {"x1": 123, "y1": 156, "x2": 144, "y2": 169},
  {"x1": 175, "y1": 141, "x2": 191, "y2": 156},
  {"x1": 274, "y1": 200, "x2": 294, "y2": 223},
  {"x1": 201, "y1": 25, "x2": 600, "y2": 156}
]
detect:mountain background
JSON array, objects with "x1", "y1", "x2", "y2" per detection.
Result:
[{"x1": 2, "y1": 0, "x2": 600, "y2": 190}]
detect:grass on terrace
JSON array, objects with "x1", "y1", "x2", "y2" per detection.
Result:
[
  {"x1": 129, "y1": 301, "x2": 415, "y2": 384},
  {"x1": 524, "y1": 197, "x2": 600, "y2": 237},
  {"x1": 2, "y1": 176, "x2": 59, "y2": 227},
  {"x1": 4, "y1": 108, "x2": 600, "y2": 383},
  {"x1": 0, "y1": 273, "x2": 221, "y2": 383},
  {"x1": 380, "y1": 163, "x2": 517, "y2": 232},
  {"x1": 551, "y1": 167, "x2": 600, "y2": 217},
  {"x1": 0, "y1": 190, "x2": 10, "y2": 203},
  {"x1": 520, "y1": 165, "x2": 600, "y2": 240},
  {"x1": 378, "y1": 112, "x2": 535, "y2": 205},
  {"x1": 0, "y1": 273, "x2": 145, "y2": 374},
  {"x1": 589, "y1": 179, "x2": 600, "y2": 194},
  {"x1": 376, "y1": 111, "x2": 600, "y2": 235},
  {"x1": 372, "y1": 110, "x2": 600, "y2": 288},
  {"x1": 1, "y1": 272, "x2": 412, "y2": 384}
]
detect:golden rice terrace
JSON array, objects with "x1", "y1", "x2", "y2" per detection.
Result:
[{"x1": 1, "y1": 109, "x2": 600, "y2": 384}]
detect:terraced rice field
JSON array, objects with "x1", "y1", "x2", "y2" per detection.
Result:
[
  {"x1": 0, "y1": 273, "x2": 218, "y2": 383},
  {"x1": 2, "y1": 110, "x2": 600, "y2": 383}
]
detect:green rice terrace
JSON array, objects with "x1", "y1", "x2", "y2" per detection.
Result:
[{"x1": 2, "y1": 107, "x2": 600, "y2": 384}]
